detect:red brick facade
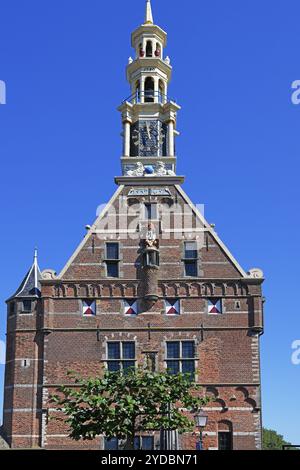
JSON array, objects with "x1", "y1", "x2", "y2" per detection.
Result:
[{"x1": 3, "y1": 183, "x2": 264, "y2": 450}]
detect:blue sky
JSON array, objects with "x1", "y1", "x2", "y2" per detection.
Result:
[{"x1": 0, "y1": 0, "x2": 300, "y2": 445}]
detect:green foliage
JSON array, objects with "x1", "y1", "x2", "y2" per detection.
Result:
[
  {"x1": 262, "y1": 428, "x2": 294, "y2": 450},
  {"x1": 51, "y1": 368, "x2": 210, "y2": 446}
]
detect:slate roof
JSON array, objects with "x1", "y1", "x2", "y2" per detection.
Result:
[{"x1": 7, "y1": 250, "x2": 42, "y2": 301}]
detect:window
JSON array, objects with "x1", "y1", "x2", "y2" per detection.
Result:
[
  {"x1": 107, "y1": 341, "x2": 135, "y2": 372},
  {"x1": 165, "y1": 299, "x2": 180, "y2": 315},
  {"x1": 82, "y1": 300, "x2": 96, "y2": 316},
  {"x1": 105, "y1": 242, "x2": 119, "y2": 278},
  {"x1": 104, "y1": 436, "x2": 154, "y2": 451},
  {"x1": 134, "y1": 436, "x2": 154, "y2": 450},
  {"x1": 183, "y1": 241, "x2": 198, "y2": 277},
  {"x1": 106, "y1": 242, "x2": 119, "y2": 259},
  {"x1": 166, "y1": 341, "x2": 195, "y2": 379},
  {"x1": 218, "y1": 432, "x2": 232, "y2": 450},
  {"x1": 155, "y1": 43, "x2": 162, "y2": 58},
  {"x1": 22, "y1": 300, "x2": 32, "y2": 313},
  {"x1": 9, "y1": 302, "x2": 15, "y2": 315},
  {"x1": 143, "y1": 250, "x2": 159, "y2": 267},
  {"x1": 144, "y1": 77, "x2": 155, "y2": 102},
  {"x1": 159, "y1": 80, "x2": 165, "y2": 103},
  {"x1": 139, "y1": 43, "x2": 144, "y2": 58},
  {"x1": 144, "y1": 352, "x2": 157, "y2": 372},
  {"x1": 144, "y1": 203, "x2": 157, "y2": 220},
  {"x1": 106, "y1": 263, "x2": 119, "y2": 278},
  {"x1": 207, "y1": 298, "x2": 222, "y2": 315},
  {"x1": 104, "y1": 437, "x2": 119, "y2": 450},
  {"x1": 21, "y1": 359, "x2": 30, "y2": 368},
  {"x1": 135, "y1": 80, "x2": 141, "y2": 103},
  {"x1": 146, "y1": 41, "x2": 153, "y2": 57},
  {"x1": 124, "y1": 299, "x2": 138, "y2": 315}
]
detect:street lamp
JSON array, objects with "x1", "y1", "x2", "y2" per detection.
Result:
[{"x1": 194, "y1": 410, "x2": 208, "y2": 451}]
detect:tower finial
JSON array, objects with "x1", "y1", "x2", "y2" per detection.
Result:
[
  {"x1": 145, "y1": 0, "x2": 154, "y2": 25},
  {"x1": 34, "y1": 247, "x2": 38, "y2": 289}
]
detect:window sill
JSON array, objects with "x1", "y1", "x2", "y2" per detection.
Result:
[{"x1": 103, "y1": 259, "x2": 121, "y2": 262}]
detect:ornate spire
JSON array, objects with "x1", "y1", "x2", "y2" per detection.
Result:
[
  {"x1": 145, "y1": 0, "x2": 154, "y2": 25},
  {"x1": 7, "y1": 248, "x2": 42, "y2": 301}
]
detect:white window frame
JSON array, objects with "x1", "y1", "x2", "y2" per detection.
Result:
[
  {"x1": 165, "y1": 340, "x2": 196, "y2": 374},
  {"x1": 106, "y1": 341, "x2": 136, "y2": 371}
]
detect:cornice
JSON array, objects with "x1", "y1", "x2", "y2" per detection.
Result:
[{"x1": 115, "y1": 176, "x2": 185, "y2": 185}]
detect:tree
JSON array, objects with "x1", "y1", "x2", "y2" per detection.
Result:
[
  {"x1": 51, "y1": 368, "x2": 210, "y2": 449},
  {"x1": 262, "y1": 428, "x2": 294, "y2": 450}
]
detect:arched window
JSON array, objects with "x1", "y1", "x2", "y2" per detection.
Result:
[
  {"x1": 143, "y1": 250, "x2": 159, "y2": 267},
  {"x1": 135, "y1": 80, "x2": 141, "y2": 103},
  {"x1": 218, "y1": 421, "x2": 233, "y2": 450},
  {"x1": 139, "y1": 43, "x2": 144, "y2": 58},
  {"x1": 159, "y1": 80, "x2": 165, "y2": 103},
  {"x1": 146, "y1": 40, "x2": 153, "y2": 57},
  {"x1": 144, "y1": 77, "x2": 155, "y2": 102},
  {"x1": 155, "y1": 43, "x2": 162, "y2": 58}
]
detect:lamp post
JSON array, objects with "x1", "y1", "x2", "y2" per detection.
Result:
[{"x1": 194, "y1": 410, "x2": 208, "y2": 451}]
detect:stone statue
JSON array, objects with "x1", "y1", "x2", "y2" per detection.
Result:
[
  {"x1": 155, "y1": 161, "x2": 168, "y2": 176},
  {"x1": 125, "y1": 161, "x2": 175, "y2": 177},
  {"x1": 145, "y1": 223, "x2": 158, "y2": 247},
  {"x1": 126, "y1": 162, "x2": 144, "y2": 177},
  {"x1": 155, "y1": 161, "x2": 175, "y2": 176}
]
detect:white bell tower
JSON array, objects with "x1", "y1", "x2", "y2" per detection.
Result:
[{"x1": 118, "y1": 0, "x2": 181, "y2": 177}]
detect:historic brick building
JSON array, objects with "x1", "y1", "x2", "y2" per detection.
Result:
[{"x1": 2, "y1": 0, "x2": 264, "y2": 450}]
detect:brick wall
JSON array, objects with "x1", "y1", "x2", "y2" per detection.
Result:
[{"x1": 3, "y1": 183, "x2": 264, "y2": 450}]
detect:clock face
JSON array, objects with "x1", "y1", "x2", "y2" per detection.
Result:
[{"x1": 132, "y1": 120, "x2": 165, "y2": 157}]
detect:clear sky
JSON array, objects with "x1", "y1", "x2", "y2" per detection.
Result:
[{"x1": 0, "y1": 0, "x2": 300, "y2": 445}]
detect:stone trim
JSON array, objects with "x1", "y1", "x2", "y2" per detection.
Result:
[
  {"x1": 202, "y1": 407, "x2": 254, "y2": 411},
  {"x1": 4, "y1": 408, "x2": 42, "y2": 413},
  {"x1": 47, "y1": 279, "x2": 252, "y2": 299},
  {"x1": 11, "y1": 326, "x2": 262, "y2": 333},
  {"x1": 115, "y1": 176, "x2": 185, "y2": 185}
]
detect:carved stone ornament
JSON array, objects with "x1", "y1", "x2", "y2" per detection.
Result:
[
  {"x1": 248, "y1": 268, "x2": 264, "y2": 279},
  {"x1": 145, "y1": 223, "x2": 159, "y2": 248},
  {"x1": 155, "y1": 161, "x2": 175, "y2": 176},
  {"x1": 41, "y1": 269, "x2": 57, "y2": 280},
  {"x1": 125, "y1": 161, "x2": 175, "y2": 177},
  {"x1": 126, "y1": 162, "x2": 145, "y2": 177}
]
